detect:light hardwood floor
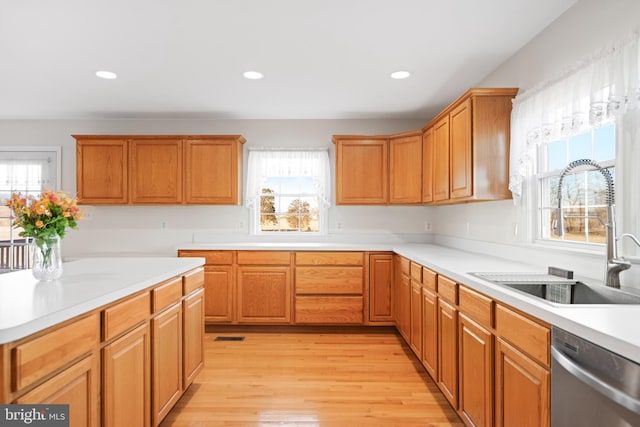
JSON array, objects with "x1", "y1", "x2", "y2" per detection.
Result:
[{"x1": 160, "y1": 327, "x2": 463, "y2": 426}]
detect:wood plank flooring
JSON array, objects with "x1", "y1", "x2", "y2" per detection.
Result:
[{"x1": 160, "y1": 327, "x2": 463, "y2": 426}]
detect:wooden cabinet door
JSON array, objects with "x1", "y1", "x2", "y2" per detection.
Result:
[
  {"x1": 397, "y1": 267, "x2": 411, "y2": 342},
  {"x1": 421, "y1": 286, "x2": 438, "y2": 380},
  {"x1": 437, "y1": 298, "x2": 458, "y2": 408},
  {"x1": 459, "y1": 313, "x2": 493, "y2": 427},
  {"x1": 450, "y1": 98, "x2": 472, "y2": 199},
  {"x1": 409, "y1": 279, "x2": 423, "y2": 358},
  {"x1": 369, "y1": 254, "x2": 394, "y2": 322},
  {"x1": 334, "y1": 137, "x2": 388, "y2": 204},
  {"x1": 422, "y1": 127, "x2": 434, "y2": 203},
  {"x1": 102, "y1": 323, "x2": 150, "y2": 427},
  {"x1": 184, "y1": 138, "x2": 242, "y2": 204},
  {"x1": 129, "y1": 138, "x2": 183, "y2": 204},
  {"x1": 495, "y1": 338, "x2": 550, "y2": 427},
  {"x1": 183, "y1": 289, "x2": 204, "y2": 389},
  {"x1": 203, "y1": 266, "x2": 234, "y2": 323},
  {"x1": 237, "y1": 266, "x2": 291, "y2": 323},
  {"x1": 15, "y1": 354, "x2": 99, "y2": 427},
  {"x1": 389, "y1": 133, "x2": 422, "y2": 204},
  {"x1": 433, "y1": 116, "x2": 450, "y2": 202},
  {"x1": 152, "y1": 302, "x2": 183, "y2": 426},
  {"x1": 76, "y1": 139, "x2": 128, "y2": 204}
]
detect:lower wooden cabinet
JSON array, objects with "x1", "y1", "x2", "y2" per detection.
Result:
[
  {"x1": 421, "y1": 286, "x2": 438, "y2": 380},
  {"x1": 102, "y1": 323, "x2": 151, "y2": 427},
  {"x1": 295, "y1": 296, "x2": 363, "y2": 324},
  {"x1": 437, "y1": 298, "x2": 458, "y2": 408},
  {"x1": 409, "y1": 279, "x2": 423, "y2": 358},
  {"x1": 237, "y1": 266, "x2": 291, "y2": 323},
  {"x1": 459, "y1": 313, "x2": 493, "y2": 427},
  {"x1": 369, "y1": 253, "x2": 394, "y2": 322},
  {"x1": 203, "y1": 266, "x2": 234, "y2": 323},
  {"x1": 16, "y1": 354, "x2": 99, "y2": 427},
  {"x1": 495, "y1": 337, "x2": 550, "y2": 427},
  {"x1": 152, "y1": 302, "x2": 183, "y2": 426},
  {"x1": 395, "y1": 257, "x2": 411, "y2": 342},
  {"x1": 183, "y1": 288, "x2": 205, "y2": 388}
]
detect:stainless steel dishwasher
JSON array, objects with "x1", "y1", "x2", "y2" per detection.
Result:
[{"x1": 551, "y1": 327, "x2": 640, "y2": 426}]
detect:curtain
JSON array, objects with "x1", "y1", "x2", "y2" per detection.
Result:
[
  {"x1": 245, "y1": 149, "x2": 331, "y2": 207},
  {"x1": 509, "y1": 30, "x2": 640, "y2": 202}
]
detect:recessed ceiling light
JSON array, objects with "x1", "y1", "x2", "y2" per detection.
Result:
[
  {"x1": 390, "y1": 71, "x2": 411, "y2": 80},
  {"x1": 243, "y1": 71, "x2": 264, "y2": 80},
  {"x1": 96, "y1": 70, "x2": 117, "y2": 79}
]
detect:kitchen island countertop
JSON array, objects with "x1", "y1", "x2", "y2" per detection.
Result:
[{"x1": 0, "y1": 256, "x2": 205, "y2": 344}]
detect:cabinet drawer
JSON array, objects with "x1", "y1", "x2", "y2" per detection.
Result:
[
  {"x1": 422, "y1": 267, "x2": 437, "y2": 291},
  {"x1": 153, "y1": 277, "x2": 182, "y2": 313},
  {"x1": 496, "y1": 304, "x2": 550, "y2": 367},
  {"x1": 178, "y1": 250, "x2": 232, "y2": 265},
  {"x1": 295, "y1": 267, "x2": 363, "y2": 295},
  {"x1": 295, "y1": 251, "x2": 363, "y2": 266},
  {"x1": 438, "y1": 276, "x2": 458, "y2": 304},
  {"x1": 237, "y1": 251, "x2": 291, "y2": 265},
  {"x1": 13, "y1": 313, "x2": 100, "y2": 391},
  {"x1": 459, "y1": 285, "x2": 493, "y2": 328},
  {"x1": 103, "y1": 291, "x2": 151, "y2": 341},
  {"x1": 410, "y1": 262, "x2": 422, "y2": 282},
  {"x1": 183, "y1": 267, "x2": 205, "y2": 295},
  {"x1": 295, "y1": 296, "x2": 364, "y2": 324},
  {"x1": 398, "y1": 257, "x2": 410, "y2": 275}
]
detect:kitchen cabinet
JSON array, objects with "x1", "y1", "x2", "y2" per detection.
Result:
[
  {"x1": 421, "y1": 285, "x2": 438, "y2": 380},
  {"x1": 368, "y1": 253, "x2": 394, "y2": 323},
  {"x1": 389, "y1": 131, "x2": 423, "y2": 204},
  {"x1": 409, "y1": 262, "x2": 423, "y2": 358},
  {"x1": 73, "y1": 135, "x2": 246, "y2": 205},
  {"x1": 423, "y1": 88, "x2": 518, "y2": 204},
  {"x1": 437, "y1": 297, "x2": 458, "y2": 408},
  {"x1": 495, "y1": 304, "x2": 550, "y2": 427},
  {"x1": 102, "y1": 323, "x2": 151, "y2": 427},
  {"x1": 394, "y1": 256, "x2": 411, "y2": 342},
  {"x1": 184, "y1": 137, "x2": 244, "y2": 204},
  {"x1": 333, "y1": 136, "x2": 389, "y2": 205},
  {"x1": 129, "y1": 138, "x2": 183, "y2": 204},
  {"x1": 422, "y1": 127, "x2": 434, "y2": 203},
  {"x1": 178, "y1": 250, "x2": 234, "y2": 323},
  {"x1": 182, "y1": 288, "x2": 205, "y2": 389},
  {"x1": 76, "y1": 138, "x2": 128, "y2": 204},
  {"x1": 152, "y1": 302, "x2": 183, "y2": 426},
  {"x1": 295, "y1": 251, "x2": 364, "y2": 324},
  {"x1": 15, "y1": 354, "x2": 99, "y2": 427},
  {"x1": 237, "y1": 251, "x2": 292, "y2": 324}
]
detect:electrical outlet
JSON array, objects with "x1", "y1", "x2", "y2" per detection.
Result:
[
  {"x1": 161, "y1": 220, "x2": 168, "y2": 229},
  {"x1": 424, "y1": 221, "x2": 432, "y2": 232}
]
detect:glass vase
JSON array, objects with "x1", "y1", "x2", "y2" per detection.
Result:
[{"x1": 32, "y1": 235, "x2": 63, "y2": 281}]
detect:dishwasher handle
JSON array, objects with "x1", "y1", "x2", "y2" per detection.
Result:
[{"x1": 552, "y1": 346, "x2": 640, "y2": 413}]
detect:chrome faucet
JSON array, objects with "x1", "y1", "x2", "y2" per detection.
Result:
[{"x1": 552, "y1": 159, "x2": 630, "y2": 288}]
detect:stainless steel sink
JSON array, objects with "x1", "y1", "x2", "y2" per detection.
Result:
[{"x1": 499, "y1": 281, "x2": 640, "y2": 304}]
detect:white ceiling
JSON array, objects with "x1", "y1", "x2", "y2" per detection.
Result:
[{"x1": 0, "y1": 0, "x2": 577, "y2": 121}]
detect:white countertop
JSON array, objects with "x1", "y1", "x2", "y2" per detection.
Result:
[
  {"x1": 179, "y1": 241, "x2": 640, "y2": 364},
  {"x1": 0, "y1": 257, "x2": 204, "y2": 345}
]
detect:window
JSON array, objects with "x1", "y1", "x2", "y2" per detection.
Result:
[
  {"x1": 537, "y1": 124, "x2": 615, "y2": 244},
  {"x1": 246, "y1": 150, "x2": 330, "y2": 234},
  {"x1": 0, "y1": 147, "x2": 60, "y2": 271}
]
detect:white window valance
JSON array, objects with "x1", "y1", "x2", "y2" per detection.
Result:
[
  {"x1": 509, "y1": 30, "x2": 640, "y2": 201},
  {"x1": 245, "y1": 149, "x2": 331, "y2": 207}
]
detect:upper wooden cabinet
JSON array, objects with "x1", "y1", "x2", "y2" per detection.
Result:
[
  {"x1": 422, "y1": 88, "x2": 518, "y2": 204},
  {"x1": 333, "y1": 136, "x2": 389, "y2": 205},
  {"x1": 130, "y1": 138, "x2": 183, "y2": 204},
  {"x1": 422, "y1": 128, "x2": 434, "y2": 203},
  {"x1": 73, "y1": 135, "x2": 246, "y2": 205},
  {"x1": 76, "y1": 139, "x2": 128, "y2": 204},
  {"x1": 389, "y1": 131, "x2": 422, "y2": 204}
]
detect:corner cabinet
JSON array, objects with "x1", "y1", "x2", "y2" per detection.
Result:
[
  {"x1": 74, "y1": 135, "x2": 246, "y2": 205},
  {"x1": 423, "y1": 88, "x2": 518, "y2": 205},
  {"x1": 390, "y1": 131, "x2": 423, "y2": 204}
]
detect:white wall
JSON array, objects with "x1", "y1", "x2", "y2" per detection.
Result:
[
  {"x1": 436, "y1": 0, "x2": 640, "y2": 285},
  {"x1": 0, "y1": 118, "x2": 434, "y2": 257}
]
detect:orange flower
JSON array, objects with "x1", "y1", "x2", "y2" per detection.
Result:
[
  {"x1": 33, "y1": 200, "x2": 50, "y2": 216},
  {"x1": 35, "y1": 219, "x2": 45, "y2": 228}
]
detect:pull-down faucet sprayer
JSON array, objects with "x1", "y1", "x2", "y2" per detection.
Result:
[{"x1": 552, "y1": 159, "x2": 631, "y2": 288}]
